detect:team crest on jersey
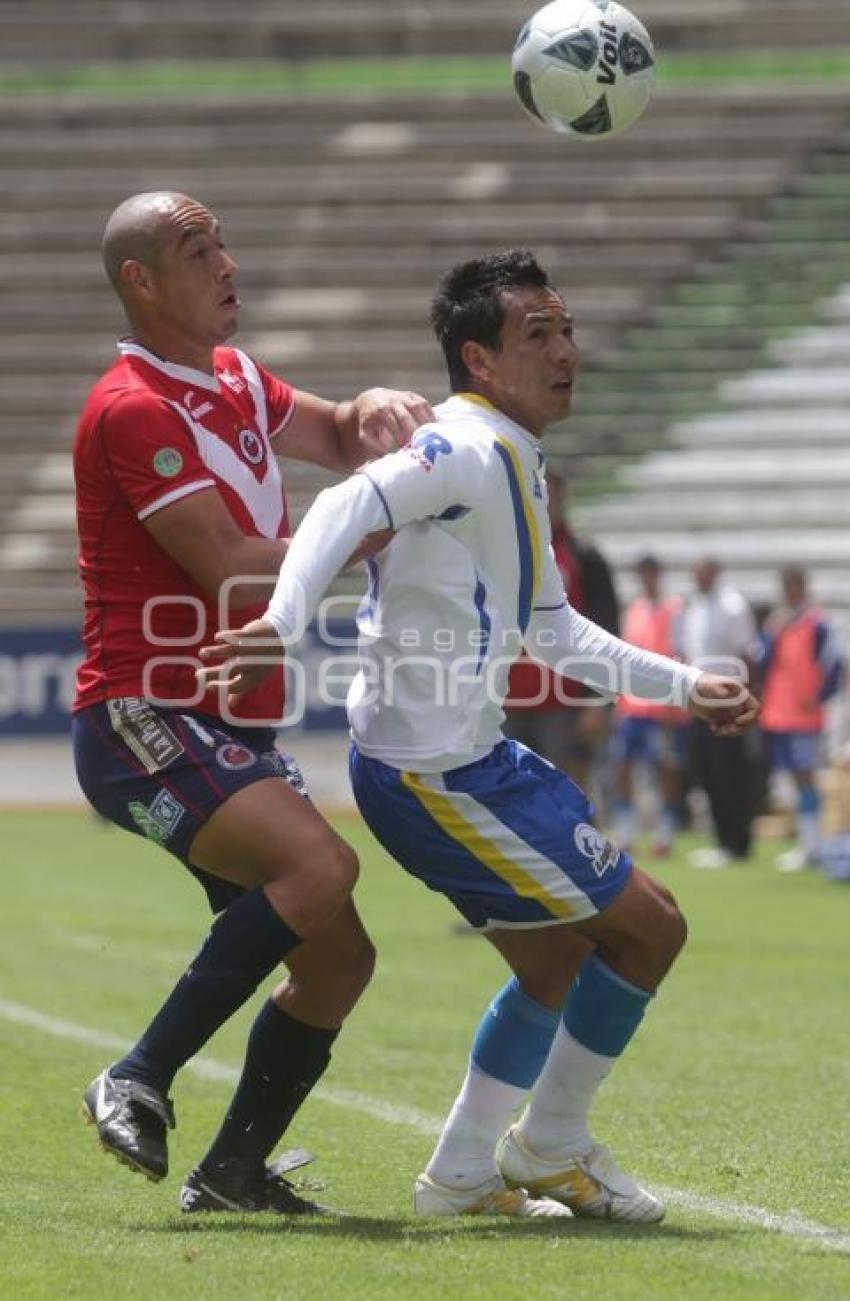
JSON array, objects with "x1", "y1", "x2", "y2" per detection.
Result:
[
  {"x1": 219, "y1": 367, "x2": 246, "y2": 395},
  {"x1": 239, "y1": 429, "x2": 265, "y2": 466},
  {"x1": 216, "y1": 742, "x2": 257, "y2": 771},
  {"x1": 573, "y1": 823, "x2": 620, "y2": 877},
  {"x1": 152, "y1": 447, "x2": 184, "y2": 479},
  {"x1": 405, "y1": 431, "x2": 453, "y2": 472}
]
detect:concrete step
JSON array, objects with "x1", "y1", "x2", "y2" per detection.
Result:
[
  {"x1": 0, "y1": 208, "x2": 742, "y2": 254},
  {"x1": 588, "y1": 487, "x2": 850, "y2": 532},
  {"x1": 720, "y1": 369, "x2": 850, "y2": 405},
  {"x1": 590, "y1": 530, "x2": 850, "y2": 571},
  {"x1": 625, "y1": 448, "x2": 850, "y2": 490},
  {"x1": 671, "y1": 408, "x2": 850, "y2": 446},
  {"x1": 0, "y1": 161, "x2": 790, "y2": 211}
]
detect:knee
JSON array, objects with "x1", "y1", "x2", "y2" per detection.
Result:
[
  {"x1": 311, "y1": 834, "x2": 360, "y2": 907},
  {"x1": 650, "y1": 880, "x2": 688, "y2": 967}
]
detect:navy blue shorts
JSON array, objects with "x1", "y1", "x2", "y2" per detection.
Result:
[{"x1": 73, "y1": 698, "x2": 308, "y2": 912}]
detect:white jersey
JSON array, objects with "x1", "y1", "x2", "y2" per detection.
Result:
[{"x1": 266, "y1": 393, "x2": 701, "y2": 771}]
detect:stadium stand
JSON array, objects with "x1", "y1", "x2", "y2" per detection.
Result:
[
  {"x1": 0, "y1": 1, "x2": 847, "y2": 63},
  {"x1": 1, "y1": 1, "x2": 849, "y2": 637}
]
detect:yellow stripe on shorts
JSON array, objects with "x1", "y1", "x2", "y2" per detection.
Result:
[{"x1": 400, "y1": 770, "x2": 575, "y2": 920}]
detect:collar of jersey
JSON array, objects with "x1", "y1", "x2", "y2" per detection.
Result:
[
  {"x1": 452, "y1": 392, "x2": 542, "y2": 451},
  {"x1": 118, "y1": 339, "x2": 221, "y2": 393}
]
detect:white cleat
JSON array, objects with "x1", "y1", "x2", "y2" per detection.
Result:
[
  {"x1": 496, "y1": 1126, "x2": 665, "y2": 1223},
  {"x1": 413, "y1": 1172, "x2": 572, "y2": 1218},
  {"x1": 775, "y1": 847, "x2": 809, "y2": 873},
  {"x1": 688, "y1": 847, "x2": 732, "y2": 871}
]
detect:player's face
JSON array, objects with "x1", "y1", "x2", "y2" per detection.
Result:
[
  {"x1": 478, "y1": 288, "x2": 578, "y2": 437},
  {"x1": 145, "y1": 201, "x2": 240, "y2": 347}
]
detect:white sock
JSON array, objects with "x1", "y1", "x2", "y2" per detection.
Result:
[
  {"x1": 425, "y1": 1064, "x2": 527, "y2": 1190},
  {"x1": 798, "y1": 810, "x2": 820, "y2": 858},
  {"x1": 517, "y1": 1023, "x2": 615, "y2": 1158}
]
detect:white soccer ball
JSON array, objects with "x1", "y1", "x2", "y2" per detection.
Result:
[{"x1": 512, "y1": 0, "x2": 656, "y2": 139}]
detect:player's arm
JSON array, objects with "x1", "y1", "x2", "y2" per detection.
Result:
[
  {"x1": 143, "y1": 488, "x2": 289, "y2": 610},
  {"x1": 280, "y1": 388, "x2": 435, "y2": 471},
  {"x1": 525, "y1": 553, "x2": 760, "y2": 736},
  {"x1": 197, "y1": 429, "x2": 481, "y2": 694}
]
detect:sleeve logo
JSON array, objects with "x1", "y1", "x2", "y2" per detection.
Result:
[
  {"x1": 405, "y1": 431, "x2": 453, "y2": 472},
  {"x1": 152, "y1": 447, "x2": 184, "y2": 478}
]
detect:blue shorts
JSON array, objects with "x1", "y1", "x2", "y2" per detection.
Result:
[
  {"x1": 613, "y1": 716, "x2": 690, "y2": 767},
  {"x1": 72, "y1": 699, "x2": 308, "y2": 912},
  {"x1": 765, "y1": 730, "x2": 820, "y2": 773},
  {"x1": 350, "y1": 739, "x2": 632, "y2": 931}
]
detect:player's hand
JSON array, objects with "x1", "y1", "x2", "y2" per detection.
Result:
[
  {"x1": 688, "y1": 672, "x2": 761, "y2": 736},
  {"x1": 354, "y1": 388, "x2": 434, "y2": 456},
  {"x1": 195, "y1": 618, "x2": 284, "y2": 703}
]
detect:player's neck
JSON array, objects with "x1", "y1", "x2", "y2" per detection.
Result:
[{"x1": 129, "y1": 325, "x2": 217, "y2": 377}]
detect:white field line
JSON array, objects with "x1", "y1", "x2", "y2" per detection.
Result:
[{"x1": 2, "y1": 996, "x2": 849, "y2": 1255}]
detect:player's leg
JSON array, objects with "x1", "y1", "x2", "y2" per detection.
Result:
[
  {"x1": 422, "y1": 925, "x2": 593, "y2": 1196},
  {"x1": 655, "y1": 723, "x2": 686, "y2": 856},
  {"x1": 433, "y1": 869, "x2": 684, "y2": 1222},
  {"x1": 776, "y1": 732, "x2": 821, "y2": 872},
  {"x1": 76, "y1": 705, "x2": 370, "y2": 1193},
  {"x1": 349, "y1": 743, "x2": 573, "y2": 1219},
  {"x1": 181, "y1": 898, "x2": 375, "y2": 1212},
  {"x1": 611, "y1": 715, "x2": 638, "y2": 851},
  {"x1": 351, "y1": 739, "x2": 683, "y2": 1221}
]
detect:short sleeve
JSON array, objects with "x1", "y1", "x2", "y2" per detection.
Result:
[
  {"x1": 358, "y1": 426, "x2": 485, "y2": 529},
  {"x1": 100, "y1": 392, "x2": 215, "y2": 521},
  {"x1": 254, "y1": 360, "x2": 295, "y2": 439}
]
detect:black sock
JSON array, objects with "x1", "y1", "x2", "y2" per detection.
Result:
[
  {"x1": 198, "y1": 999, "x2": 338, "y2": 1193},
  {"x1": 112, "y1": 887, "x2": 301, "y2": 1095}
]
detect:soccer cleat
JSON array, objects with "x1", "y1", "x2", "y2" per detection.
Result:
[
  {"x1": 775, "y1": 847, "x2": 809, "y2": 873},
  {"x1": 413, "y1": 1172, "x2": 572, "y2": 1218},
  {"x1": 180, "y1": 1150, "x2": 333, "y2": 1216},
  {"x1": 688, "y1": 846, "x2": 732, "y2": 871},
  {"x1": 496, "y1": 1126, "x2": 665, "y2": 1223},
  {"x1": 82, "y1": 1067, "x2": 175, "y2": 1182}
]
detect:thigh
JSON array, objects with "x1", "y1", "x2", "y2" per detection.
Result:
[
  {"x1": 73, "y1": 699, "x2": 337, "y2": 918},
  {"x1": 350, "y1": 739, "x2": 632, "y2": 933}
]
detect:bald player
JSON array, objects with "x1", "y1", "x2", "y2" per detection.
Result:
[{"x1": 73, "y1": 192, "x2": 430, "y2": 1215}]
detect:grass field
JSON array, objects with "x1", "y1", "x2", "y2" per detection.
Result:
[
  {"x1": 3, "y1": 50, "x2": 850, "y2": 96},
  {"x1": 2, "y1": 810, "x2": 849, "y2": 1300}
]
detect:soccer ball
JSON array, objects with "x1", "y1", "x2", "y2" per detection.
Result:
[{"x1": 512, "y1": 0, "x2": 655, "y2": 138}]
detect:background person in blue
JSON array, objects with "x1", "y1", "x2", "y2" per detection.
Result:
[
  {"x1": 760, "y1": 565, "x2": 844, "y2": 872},
  {"x1": 200, "y1": 250, "x2": 761, "y2": 1221}
]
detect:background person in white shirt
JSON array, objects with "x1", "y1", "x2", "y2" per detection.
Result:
[
  {"x1": 682, "y1": 558, "x2": 760, "y2": 868},
  {"x1": 199, "y1": 251, "x2": 760, "y2": 1222}
]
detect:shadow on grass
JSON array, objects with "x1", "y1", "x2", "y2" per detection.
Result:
[{"x1": 144, "y1": 1214, "x2": 734, "y2": 1245}]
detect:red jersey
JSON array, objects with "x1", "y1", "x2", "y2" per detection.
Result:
[
  {"x1": 617, "y1": 595, "x2": 688, "y2": 723},
  {"x1": 506, "y1": 524, "x2": 585, "y2": 709},
  {"x1": 74, "y1": 340, "x2": 295, "y2": 722}
]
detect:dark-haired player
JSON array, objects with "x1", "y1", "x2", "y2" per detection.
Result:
[{"x1": 201, "y1": 249, "x2": 759, "y2": 1220}]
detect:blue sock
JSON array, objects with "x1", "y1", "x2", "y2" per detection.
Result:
[
  {"x1": 800, "y1": 786, "x2": 820, "y2": 816},
  {"x1": 471, "y1": 977, "x2": 561, "y2": 1088},
  {"x1": 200, "y1": 1000, "x2": 337, "y2": 1193},
  {"x1": 113, "y1": 887, "x2": 301, "y2": 1095},
  {"x1": 564, "y1": 955, "x2": 653, "y2": 1058}
]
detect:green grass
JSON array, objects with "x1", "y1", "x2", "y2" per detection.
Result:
[
  {"x1": 1, "y1": 49, "x2": 849, "y2": 97},
  {"x1": 1, "y1": 810, "x2": 849, "y2": 1299}
]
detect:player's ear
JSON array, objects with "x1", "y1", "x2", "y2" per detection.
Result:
[
  {"x1": 120, "y1": 258, "x2": 154, "y2": 300},
  {"x1": 460, "y1": 339, "x2": 493, "y2": 383}
]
